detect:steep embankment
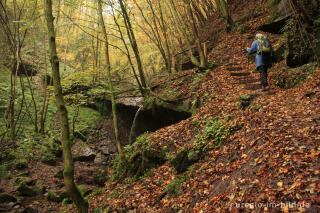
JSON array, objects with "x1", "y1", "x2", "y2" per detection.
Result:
[{"x1": 86, "y1": 0, "x2": 320, "y2": 212}]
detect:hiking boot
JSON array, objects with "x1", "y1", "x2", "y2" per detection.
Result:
[{"x1": 262, "y1": 86, "x2": 270, "y2": 91}]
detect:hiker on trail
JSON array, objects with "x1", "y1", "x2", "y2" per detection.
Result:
[{"x1": 247, "y1": 33, "x2": 274, "y2": 89}]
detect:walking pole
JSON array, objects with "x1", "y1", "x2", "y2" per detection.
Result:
[{"x1": 247, "y1": 53, "x2": 249, "y2": 84}]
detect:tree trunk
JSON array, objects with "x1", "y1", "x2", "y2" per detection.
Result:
[
  {"x1": 43, "y1": 0, "x2": 88, "y2": 212},
  {"x1": 110, "y1": 3, "x2": 143, "y2": 95},
  {"x1": 184, "y1": 0, "x2": 207, "y2": 68},
  {"x1": 97, "y1": 0, "x2": 125, "y2": 161},
  {"x1": 119, "y1": 0, "x2": 147, "y2": 89}
]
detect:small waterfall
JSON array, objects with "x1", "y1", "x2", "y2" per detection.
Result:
[{"x1": 129, "y1": 106, "x2": 143, "y2": 144}]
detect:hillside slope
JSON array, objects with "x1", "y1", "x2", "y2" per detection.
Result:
[{"x1": 87, "y1": 1, "x2": 320, "y2": 212}]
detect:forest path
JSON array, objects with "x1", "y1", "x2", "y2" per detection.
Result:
[{"x1": 89, "y1": 32, "x2": 320, "y2": 212}]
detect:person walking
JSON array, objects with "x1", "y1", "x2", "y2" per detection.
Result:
[{"x1": 247, "y1": 33, "x2": 274, "y2": 90}]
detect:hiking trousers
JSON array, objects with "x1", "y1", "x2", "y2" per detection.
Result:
[{"x1": 258, "y1": 65, "x2": 268, "y2": 87}]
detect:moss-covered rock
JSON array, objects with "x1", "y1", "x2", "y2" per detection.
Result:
[
  {"x1": 0, "y1": 193, "x2": 17, "y2": 203},
  {"x1": 14, "y1": 177, "x2": 33, "y2": 185},
  {"x1": 16, "y1": 182, "x2": 37, "y2": 196},
  {"x1": 127, "y1": 149, "x2": 167, "y2": 179},
  {"x1": 33, "y1": 180, "x2": 46, "y2": 195},
  {"x1": 112, "y1": 134, "x2": 168, "y2": 181},
  {"x1": 41, "y1": 153, "x2": 57, "y2": 166},
  {"x1": 47, "y1": 190, "x2": 69, "y2": 203},
  {"x1": 15, "y1": 159, "x2": 28, "y2": 170}
]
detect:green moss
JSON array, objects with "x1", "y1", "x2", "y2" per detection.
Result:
[
  {"x1": 93, "y1": 169, "x2": 108, "y2": 186},
  {"x1": 238, "y1": 25, "x2": 249, "y2": 34},
  {"x1": 47, "y1": 190, "x2": 70, "y2": 203},
  {"x1": 14, "y1": 177, "x2": 33, "y2": 185},
  {"x1": 112, "y1": 133, "x2": 168, "y2": 181},
  {"x1": 7, "y1": 151, "x2": 16, "y2": 160},
  {"x1": 170, "y1": 149, "x2": 199, "y2": 173},
  {"x1": 166, "y1": 175, "x2": 189, "y2": 197},
  {"x1": 194, "y1": 118, "x2": 231, "y2": 149},
  {"x1": 34, "y1": 180, "x2": 46, "y2": 195},
  {"x1": 0, "y1": 164, "x2": 12, "y2": 179},
  {"x1": 238, "y1": 94, "x2": 255, "y2": 110},
  {"x1": 16, "y1": 182, "x2": 37, "y2": 196},
  {"x1": 274, "y1": 63, "x2": 316, "y2": 89},
  {"x1": 15, "y1": 159, "x2": 28, "y2": 170}
]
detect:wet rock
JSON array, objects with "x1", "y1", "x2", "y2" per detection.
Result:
[
  {"x1": 0, "y1": 193, "x2": 17, "y2": 203},
  {"x1": 72, "y1": 141, "x2": 96, "y2": 162}
]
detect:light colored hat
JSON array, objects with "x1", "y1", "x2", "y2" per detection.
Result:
[{"x1": 256, "y1": 33, "x2": 263, "y2": 39}]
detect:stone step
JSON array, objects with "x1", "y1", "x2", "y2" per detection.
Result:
[
  {"x1": 238, "y1": 79, "x2": 260, "y2": 84},
  {"x1": 226, "y1": 62, "x2": 239, "y2": 66},
  {"x1": 230, "y1": 72, "x2": 250, "y2": 77},
  {"x1": 226, "y1": 67, "x2": 243, "y2": 71},
  {"x1": 244, "y1": 83, "x2": 262, "y2": 90}
]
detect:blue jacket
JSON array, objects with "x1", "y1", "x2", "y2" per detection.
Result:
[{"x1": 247, "y1": 40, "x2": 273, "y2": 68}]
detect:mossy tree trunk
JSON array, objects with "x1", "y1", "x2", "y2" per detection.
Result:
[
  {"x1": 97, "y1": 0, "x2": 125, "y2": 161},
  {"x1": 43, "y1": 0, "x2": 88, "y2": 212}
]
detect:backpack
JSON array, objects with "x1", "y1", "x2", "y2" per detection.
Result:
[{"x1": 257, "y1": 35, "x2": 271, "y2": 56}]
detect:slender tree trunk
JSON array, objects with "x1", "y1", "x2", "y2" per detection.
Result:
[
  {"x1": 43, "y1": 0, "x2": 88, "y2": 212},
  {"x1": 185, "y1": 0, "x2": 207, "y2": 68},
  {"x1": 110, "y1": 4, "x2": 143, "y2": 95},
  {"x1": 119, "y1": 0, "x2": 147, "y2": 89},
  {"x1": 97, "y1": 0, "x2": 125, "y2": 161},
  {"x1": 40, "y1": 47, "x2": 49, "y2": 134}
]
